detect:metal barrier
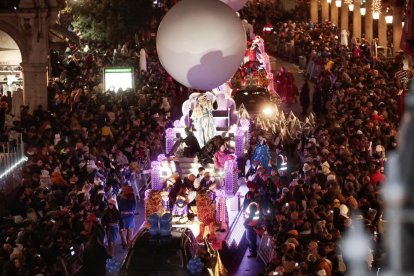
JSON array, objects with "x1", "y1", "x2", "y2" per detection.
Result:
[{"x1": 0, "y1": 133, "x2": 26, "y2": 192}]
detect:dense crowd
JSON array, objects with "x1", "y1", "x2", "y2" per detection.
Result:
[
  {"x1": 0, "y1": 31, "x2": 193, "y2": 275},
  {"x1": 0, "y1": 2, "x2": 413, "y2": 276},
  {"x1": 241, "y1": 20, "x2": 412, "y2": 275}
]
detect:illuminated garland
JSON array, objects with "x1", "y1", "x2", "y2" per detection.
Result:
[{"x1": 372, "y1": 0, "x2": 381, "y2": 19}]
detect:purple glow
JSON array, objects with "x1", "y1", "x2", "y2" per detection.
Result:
[
  {"x1": 173, "y1": 120, "x2": 182, "y2": 128},
  {"x1": 166, "y1": 128, "x2": 175, "y2": 138},
  {"x1": 224, "y1": 160, "x2": 234, "y2": 195},
  {"x1": 235, "y1": 128, "x2": 244, "y2": 158},
  {"x1": 166, "y1": 128, "x2": 175, "y2": 153},
  {"x1": 151, "y1": 161, "x2": 161, "y2": 190},
  {"x1": 157, "y1": 154, "x2": 167, "y2": 162},
  {"x1": 151, "y1": 161, "x2": 160, "y2": 169}
]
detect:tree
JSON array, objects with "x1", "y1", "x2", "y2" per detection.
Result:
[{"x1": 67, "y1": 0, "x2": 154, "y2": 43}]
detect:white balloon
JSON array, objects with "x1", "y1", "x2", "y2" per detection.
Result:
[
  {"x1": 156, "y1": 0, "x2": 247, "y2": 91},
  {"x1": 220, "y1": 0, "x2": 248, "y2": 11}
]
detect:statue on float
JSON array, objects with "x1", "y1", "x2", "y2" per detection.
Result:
[{"x1": 191, "y1": 93, "x2": 217, "y2": 147}]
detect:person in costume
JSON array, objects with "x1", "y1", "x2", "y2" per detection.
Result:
[
  {"x1": 250, "y1": 136, "x2": 271, "y2": 171},
  {"x1": 180, "y1": 127, "x2": 201, "y2": 158},
  {"x1": 213, "y1": 144, "x2": 236, "y2": 170},
  {"x1": 117, "y1": 185, "x2": 136, "y2": 249},
  {"x1": 191, "y1": 94, "x2": 217, "y2": 147}
]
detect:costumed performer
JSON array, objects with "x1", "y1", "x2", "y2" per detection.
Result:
[
  {"x1": 180, "y1": 127, "x2": 201, "y2": 158},
  {"x1": 196, "y1": 191, "x2": 217, "y2": 242},
  {"x1": 191, "y1": 93, "x2": 217, "y2": 147},
  {"x1": 213, "y1": 144, "x2": 236, "y2": 170},
  {"x1": 250, "y1": 135, "x2": 271, "y2": 171}
]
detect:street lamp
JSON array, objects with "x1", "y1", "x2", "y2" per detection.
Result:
[
  {"x1": 336, "y1": 0, "x2": 342, "y2": 7},
  {"x1": 360, "y1": 3, "x2": 366, "y2": 16},
  {"x1": 348, "y1": 3, "x2": 354, "y2": 10},
  {"x1": 372, "y1": 0, "x2": 381, "y2": 20},
  {"x1": 327, "y1": 0, "x2": 332, "y2": 4},
  {"x1": 385, "y1": 7, "x2": 393, "y2": 24}
]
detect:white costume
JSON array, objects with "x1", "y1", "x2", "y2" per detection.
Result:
[
  {"x1": 191, "y1": 93, "x2": 216, "y2": 147},
  {"x1": 340, "y1": 29, "x2": 349, "y2": 47}
]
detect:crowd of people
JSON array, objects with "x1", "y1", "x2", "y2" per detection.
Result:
[
  {"x1": 0, "y1": 2, "x2": 413, "y2": 276},
  {"x1": 239, "y1": 19, "x2": 412, "y2": 275},
  {"x1": 0, "y1": 26, "x2": 194, "y2": 274}
]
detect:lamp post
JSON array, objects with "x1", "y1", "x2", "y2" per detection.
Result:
[
  {"x1": 385, "y1": 7, "x2": 393, "y2": 24},
  {"x1": 360, "y1": 2, "x2": 366, "y2": 16}
]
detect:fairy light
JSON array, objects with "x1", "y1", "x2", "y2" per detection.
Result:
[
  {"x1": 235, "y1": 128, "x2": 244, "y2": 158},
  {"x1": 372, "y1": 0, "x2": 381, "y2": 19},
  {"x1": 224, "y1": 160, "x2": 234, "y2": 195},
  {"x1": 151, "y1": 161, "x2": 161, "y2": 190},
  {"x1": 165, "y1": 128, "x2": 175, "y2": 153},
  {"x1": 344, "y1": 0, "x2": 354, "y2": 10},
  {"x1": 215, "y1": 189, "x2": 226, "y2": 225}
]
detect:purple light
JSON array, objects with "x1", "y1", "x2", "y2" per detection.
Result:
[
  {"x1": 166, "y1": 128, "x2": 175, "y2": 138},
  {"x1": 157, "y1": 154, "x2": 167, "y2": 162},
  {"x1": 224, "y1": 160, "x2": 234, "y2": 195},
  {"x1": 166, "y1": 128, "x2": 175, "y2": 153},
  {"x1": 151, "y1": 161, "x2": 161, "y2": 190},
  {"x1": 173, "y1": 120, "x2": 181, "y2": 128},
  {"x1": 235, "y1": 128, "x2": 244, "y2": 158},
  {"x1": 151, "y1": 161, "x2": 160, "y2": 169},
  {"x1": 240, "y1": 118, "x2": 250, "y2": 131}
]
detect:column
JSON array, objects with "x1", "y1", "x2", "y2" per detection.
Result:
[
  {"x1": 353, "y1": 0, "x2": 361, "y2": 39},
  {"x1": 341, "y1": 3, "x2": 349, "y2": 31},
  {"x1": 322, "y1": 0, "x2": 329, "y2": 22},
  {"x1": 21, "y1": 63, "x2": 48, "y2": 111},
  {"x1": 331, "y1": 2, "x2": 338, "y2": 26},
  {"x1": 365, "y1": 0, "x2": 373, "y2": 42},
  {"x1": 378, "y1": 9, "x2": 387, "y2": 50},
  {"x1": 311, "y1": 0, "x2": 319, "y2": 23},
  {"x1": 392, "y1": 6, "x2": 402, "y2": 54}
]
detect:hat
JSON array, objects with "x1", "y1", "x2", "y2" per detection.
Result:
[
  {"x1": 357, "y1": 130, "x2": 363, "y2": 135},
  {"x1": 303, "y1": 163, "x2": 312, "y2": 172},
  {"x1": 339, "y1": 204, "x2": 349, "y2": 218},
  {"x1": 288, "y1": 229, "x2": 299, "y2": 236},
  {"x1": 327, "y1": 174, "x2": 336, "y2": 181},
  {"x1": 246, "y1": 181, "x2": 256, "y2": 189}
]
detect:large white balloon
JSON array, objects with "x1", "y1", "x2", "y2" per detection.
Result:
[
  {"x1": 220, "y1": 0, "x2": 248, "y2": 11},
  {"x1": 156, "y1": 0, "x2": 247, "y2": 91}
]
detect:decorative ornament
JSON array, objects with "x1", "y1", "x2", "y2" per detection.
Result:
[{"x1": 372, "y1": 0, "x2": 382, "y2": 19}]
